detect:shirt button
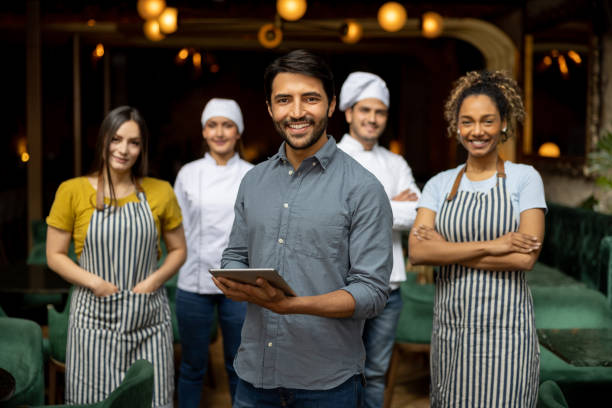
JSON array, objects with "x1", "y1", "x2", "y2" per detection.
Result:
[
  {"x1": 312, "y1": 162, "x2": 316, "y2": 166},
  {"x1": 288, "y1": 170, "x2": 293, "y2": 176},
  {"x1": 278, "y1": 238, "x2": 284, "y2": 244},
  {"x1": 283, "y1": 203, "x2": 289, "y2": 208},
  {"x1": 268, "y1": 342, "x2": 273, "y2": 347}
]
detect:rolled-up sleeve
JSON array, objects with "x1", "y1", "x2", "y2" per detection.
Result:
[
  {"x1": 221, "y1": 177, "x2": 250, "y2": 269},
  {"x1": 343, "y1": 180, "x2": 393, "y2": 320}
]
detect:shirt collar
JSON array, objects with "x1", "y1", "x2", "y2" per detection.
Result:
[
  {"x1": 340, "y1": 133, "x2": 378, "y2": 153},
  {"x1": 272, "y1": 136, "x2": 337, "y2": 170},
  {"x1": 203, "y1": 152, "x2": 240, "y2": 166}
]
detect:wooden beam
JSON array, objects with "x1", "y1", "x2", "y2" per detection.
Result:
[{"x1": 26, "y1": 0, "x2": 42, "y2": 250}]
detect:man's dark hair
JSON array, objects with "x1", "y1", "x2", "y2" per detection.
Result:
[{"x1": 264, "y1": 49, "x2": 335, "y2": 105}]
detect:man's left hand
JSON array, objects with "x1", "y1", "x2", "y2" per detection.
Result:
[{"x1": 213, "y1": 276, "x2": 291, "y2": 314}]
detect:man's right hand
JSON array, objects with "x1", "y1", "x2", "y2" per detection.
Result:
[
  {"x1": 89, "y1": 275, "x2": 119, "y2": 297},
  {"x1": 392, "y1": 188, "x2": 418, "y2": 202}
]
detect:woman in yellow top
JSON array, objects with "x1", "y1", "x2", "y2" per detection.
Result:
[{"x1": 46, "y1": 106, "x2": 187, "y2": 408}]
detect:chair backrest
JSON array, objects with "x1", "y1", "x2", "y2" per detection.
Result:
[
  {"x1": 537, "y1": 380, "x2": 569, "y2": 408},
  {"x1": 47, "y1": 287, "x2": 74, "y2": 363},
  {"x1": 99, "y1": 360, "x2": 154, "y2": 408}
]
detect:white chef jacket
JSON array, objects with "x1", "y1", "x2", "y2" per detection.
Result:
[
  {"x1": 174, "y1": 153, "x2": 254, "y2": 294},
  {"x1": 337, "y1": 134, "x2": 420, "y2": 289}
]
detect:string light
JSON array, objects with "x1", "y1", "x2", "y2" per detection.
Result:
[
  {"x1": 538, "y1": 142, "x2": 561, "y2": 158},
  {"x1": 143, "y1": 19, "x2": 165, "y2": 41},
  {"x1": 158, "y1": 7, "x2": 178, "y2": 34},
  {"x1": 567, "y1": 50, "x2": 582, "y2": 64},
  {"x1": 192, "y1": 52, "x2": 202, "y2": 69},
  {"x1": 377, "y1": 2, "x2": 407, "y2": 32},
  {"x1": 340, "y1": 20, "x2": 363, "y2": 44},
  {"x1": 177, "y1": 48, "x2": 189, "y2": 60},
  {"x1": 258, "y1": 23, "x2": 282, "y2": 48},
  {"x1": 137, "y1": 0, "x2": 166, "y2": 20},
  {"x1": 276, "y1": 0, "x2": 307, "y2": 21},
  {"x1": 93, "y1": 43, "x2": 105, "y2": 58},
  {"x1": 421, "y1": 12, "x2": 443, "y2": 38}
]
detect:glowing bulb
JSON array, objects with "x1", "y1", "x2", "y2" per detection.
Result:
[
  {"x1": 377, "y1": 2, "x2": 407, "y2": 32},
  {"x1": 158, "y1": 7, "x2": 177, "y2": 34},
  {"x1": 143, "y1": 20, "x2": 165, "y2": 41},
  {"x1": 558, "y1": 54, "x2": 569, "y2": 78},
  {"x1": 341, "y1": 20, "x2": 363, "y2": 44},
  {"x1": 177, "y1": 48, "x2": 189, "y2": 60},
  {"x1": 421, "y1": 11, "x2": 443, "y2": 38},
  {"x1": 538, "y1": 142, "x2": 561, "y2": 158},
  {"x1": 137, "y1": 0, "x2": 166, "y2": 20},
  {"x1": 567, "y1": 50, "x2": 582, "y2": 64},
  {"x1": 258, "y1": 23, "x2": 282, "y2": 49},
  {"x1": 192, "y1": 52, "x2": 202, "y2": 69},
  {"x1": 87, "y1": 19, "x2": 96, "y2": 27},
  {"x1": 93, "y1": 43, "x2": 104, "y2": 58},
  {"x1": 210, "y1": 64, "x2": 220, "y2": 73},
  {"x1": 21, "y1": 152, "x2": 30, "y2": 162},
  {"x1": 276, "y1": 0, "x2": 307, "y2": 22}
]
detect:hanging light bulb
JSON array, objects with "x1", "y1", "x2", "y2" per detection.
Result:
[
  {"x1": 377, "y1": 2, "x2": 407, "y2": 32},
  {"x1": 143, "y1": 19, "x2": 165, "y2": 41},
  {"x1": 421, "y1": 11, "x2": 443, "y2": 38},
  {"x1": 340, "y1": 20, "x2": 363, "y2": 44},
  {"x1": 158, "y1": 7, "x2": 178, "y2": 34},
  {"x1": 558, "y1": 54, "x2": 569, "y2": 79},
  {"x1": 258, "y1": 23, "x2": 283, "y2": 48},
  {"x1": 192, "y1": 52, "x2": 202, "y2": 69},
  {"x1": 276, "y1": 0, "x2": 307, "y2": 22},
  {"x1": 137, "y1": 0, "x2": 166, "y2": 20},
  {"x1": 538, "y1": 142, "x2": 561, "y2": 158},
  {"x1": 92, "y1": 43, "x2": 105, "y2": 59},
  {"x1": 567, "y1": 50, "x2": 582, "y2": 64}
]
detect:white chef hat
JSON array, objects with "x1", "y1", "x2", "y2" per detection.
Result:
[
  {"x1": 339, "y1": 72, "x2": 390, "y2": 111},
  {"x1": 200, "y1": 98, "x2": 244, "y2": 134}
]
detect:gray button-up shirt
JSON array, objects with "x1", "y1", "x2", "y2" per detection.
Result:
[{"x1": 221, "y1": 136, "x2": 393, "y2": 390}]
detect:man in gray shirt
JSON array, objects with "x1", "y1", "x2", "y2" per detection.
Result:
[{"x1": 213, "y1": 49, "x2": 393, "y2": 407}]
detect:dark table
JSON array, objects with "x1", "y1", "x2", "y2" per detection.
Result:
[
  {"x1": 0, "y1": 262, "x2": 69, "y2": 294},
  {"x1": 538, "y1": 328, "x2": 612, "y2": 367},
  {"x1": 0, "y1": 367, "x2": 15, "y2": 402}
]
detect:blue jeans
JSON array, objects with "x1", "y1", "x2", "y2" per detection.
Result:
[
  {"x1": 176, "y1": 288, "x2": 246, "y2": 408},
  {"x1": 362, "y1": 289, "x2": 403, "y2": 408},
  {"x1": 232, "y1": 375, "x2": 364, "y2": 408}
]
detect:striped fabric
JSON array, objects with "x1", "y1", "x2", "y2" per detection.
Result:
[
  {"x1": 430, "y1": 169, "x2": 539, "y2": 408},
  {"x1": 66, "y1": 192, "x2": 174, "y2": 407}
]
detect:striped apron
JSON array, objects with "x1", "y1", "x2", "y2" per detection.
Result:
[
  {"x1": 65, "y1": 191, "x2": 174, "y2": 407},
  {"x1": 430, "y1": 161, "x2": 539, "y2": 408}
]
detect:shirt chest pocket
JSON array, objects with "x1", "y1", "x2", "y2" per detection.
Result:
[{"x1": 290, "y1": 216, "x2": 348, "y2": 259}]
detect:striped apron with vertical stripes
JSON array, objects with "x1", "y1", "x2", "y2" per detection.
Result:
[
  {"x1": 430, "y1": 161, "x2": 539, "y2": 407},
  {"x1": 65, "y1": 192, "x2": 174, "y2": 407}
]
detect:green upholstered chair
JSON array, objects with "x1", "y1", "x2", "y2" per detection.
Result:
[
  {"x1": 0, "y1": 316, "x2": 45, "y2": 407},
  {"x1": 46, "y1": 288, "x2": 73, "y2": 404},
  {"x1": 33, "y1": 359, "x2": 154, "y2": 408},
  {"x1": 383, "y1": 271, "x2": 435, "y2": 408},
  {"x1": 537, "y1": 380, "x2": 569, "y2": 408}
]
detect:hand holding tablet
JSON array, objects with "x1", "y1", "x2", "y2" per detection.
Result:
[{"x1": 209, "y1": 268, "x2": 297, "y2": 297}]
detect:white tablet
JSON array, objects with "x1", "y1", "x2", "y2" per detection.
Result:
[{"x1": 209, "y1": 268, "x2": 297, "y2": 297}]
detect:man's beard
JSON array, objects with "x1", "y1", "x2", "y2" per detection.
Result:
[{"x1": 274, "y1": 115, "x2": 329, "y2": 150}]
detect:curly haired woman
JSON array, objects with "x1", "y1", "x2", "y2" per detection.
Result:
[{"x1": 409, "y1": 71, "x2": 546, "y2": 407}]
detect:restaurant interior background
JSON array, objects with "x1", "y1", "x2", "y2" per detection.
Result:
[{"x1": 0, "y1": 0, "x2": 611, "y2": 266}]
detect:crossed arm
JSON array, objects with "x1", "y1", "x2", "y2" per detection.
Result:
[
  {"x1": 47, "y1": 224, "x2": 186, "y2": 297},
  {"x1": 408, "y1": 207, "x2": 545, "y2": 271}
]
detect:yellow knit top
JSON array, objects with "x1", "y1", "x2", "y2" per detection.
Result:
[{"x1": 46, "y1": 177, "x2": 182, "y2": 260}]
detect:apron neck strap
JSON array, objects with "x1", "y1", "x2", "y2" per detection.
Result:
[
  {"x1": 96, "y1": 172, "x2": 144, "y2": 211},
  {"x1": 446, "y1": 155, "x2": 505, "y2": 202}
]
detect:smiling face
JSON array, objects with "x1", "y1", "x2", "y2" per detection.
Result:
[
  {"x1": 457, "y1": 94, "x2": 507, "y2": 159},
  {"x1": 345, "y1": 97, "x2": 388, "y2": 149},
  {"x1": 203, "y1": 116, "x2": 241, "y2": 162},
  {"x1": 107, "y1": 120, "x2": 142, "y2": 175},
  {"x1": 267, "y1": 72, "x2": 336, "y2": 155}
]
